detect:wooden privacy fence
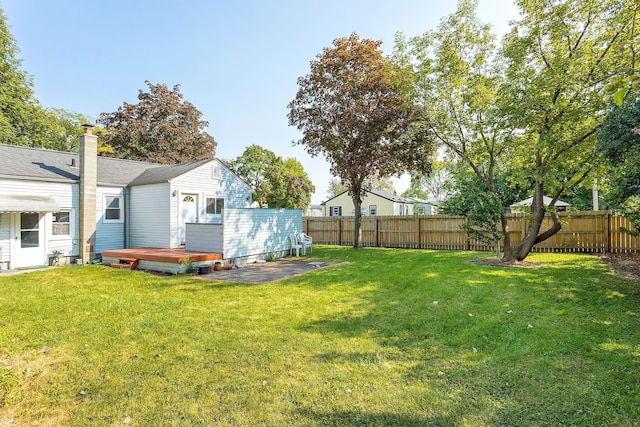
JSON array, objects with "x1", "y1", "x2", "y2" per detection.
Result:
[{"x1": 303, "y1": 211, "x2": 640, "y2": 253}]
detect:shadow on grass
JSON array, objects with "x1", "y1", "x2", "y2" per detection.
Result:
[
  {"x1": 295, "y1": 247, "x2": 640, "y2": 425},
  {"x1": 295, "y1": 407, "x2": 456, "y2": 427}
]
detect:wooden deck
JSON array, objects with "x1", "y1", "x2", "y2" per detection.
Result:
[{"x1": 102, "y1": 247, "x2": 223, "y2": 264}]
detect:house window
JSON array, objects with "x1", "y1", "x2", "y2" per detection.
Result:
[
  {"x1": 369, "y1": 205, "x2": 377, "y2": 216},
  {"x1": 104, "y1": 195, "x2": 123, "y2": 222},
  {"x1": 330, "y1": 206, "x2": 342, "y2": 216},
  {"x1": 206, "y1": 197, "x2": 224, "y2": 214},
  {"x1": 52, "y1": 211, "x2": 70, "y2": 235}
]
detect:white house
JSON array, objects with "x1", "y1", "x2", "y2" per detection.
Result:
[{"x1": 0, "y1": 128, "x2": 255, "y2": 270}]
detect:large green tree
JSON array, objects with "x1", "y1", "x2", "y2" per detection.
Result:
[
  {"x1": 402, "y1": 160, "x2": 451, "y2": 200},
  {"x1": 266, "y1": 157, "x2": 315, "y2": 209},
  {"x1": 98, "y1": 81, "x2": 216, "y2": 164},
  {"x1": 229, "y1": 145, "x2": 278, "y2": 206},
  {"x1": 229, "y1": 145, "x2": 315, "y2": 209},
  {"x1": 395, "y1": 0, "x2": 637, "y2": 261},
  {"x1": 289, "y1": 33, "x2": 435, "y2": 247},
  {"x1": 0, "y1": 7, "x2": 58, "y2": 148},
  {"x1": 598, "y1": 98, "x2": 640, "y2": 235}
]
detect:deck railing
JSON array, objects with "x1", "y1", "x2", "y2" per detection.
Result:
[{"x1": 303, "y1": 211, "x2": 640, "y2": 253}]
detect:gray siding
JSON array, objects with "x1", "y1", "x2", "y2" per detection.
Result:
[
  {"x1": 129, "y1": 184, "x2": 171, "y2": 248},
  {"x1": 185, "y1": 223, "x2": 223, "y2": 252},
  {"x1": 96, "y1": 186, "x2": 126, "y2": 253}
]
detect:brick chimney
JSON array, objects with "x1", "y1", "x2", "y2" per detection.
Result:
[{"x1": 79, "y1": 124, "x2": 97, "y2": 263}]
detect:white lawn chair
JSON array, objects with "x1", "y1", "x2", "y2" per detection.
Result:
[
  {"x1": 289, "y1": 234, "x2": 302, "y2": 257},
  {"x1": 299, "y1": 232, "x2": 313, "y2": 255}
]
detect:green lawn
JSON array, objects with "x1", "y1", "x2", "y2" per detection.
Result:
[{"x1": 0, "y1": 246, "x2": 638, "y2": 426}]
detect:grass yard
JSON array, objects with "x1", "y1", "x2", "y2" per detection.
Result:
[{"x1": 0, "y1": 246, "x2": 638, "y2": 426}]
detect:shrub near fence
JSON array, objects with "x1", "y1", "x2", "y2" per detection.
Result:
[{"x1": 303, "y1": 211, "x2": 640, "y2": 253}]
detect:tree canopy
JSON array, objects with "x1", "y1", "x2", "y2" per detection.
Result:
[
  {"x1": 229, "y1": 145, "x2": 315, "y2": 210},
  {"x1": 98, "y1": 81, "x2": 216, "y2": 164},
  {"x1": 598, "y1": 98, "x2": 640, "y2": 235},
  {"x1": 289, "y1": 33, "x2": 435, "y2": 247},
  {"x1": 327, "y1": 175, "x2": 397, "y2": 200},
  {"x1": 0, "y1": 7, "x2": 59, "y2": 148},
  {"x1": 394, "y1": 0, "x2": 637, "y2": 261}
]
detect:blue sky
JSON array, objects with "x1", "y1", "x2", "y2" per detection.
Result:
[{"x1": 2, "y1": 0, "x2": 519, "y2": 204}]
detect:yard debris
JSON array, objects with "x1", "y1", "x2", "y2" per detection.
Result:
[
  {"x1": 123, "y1": 416, "x2": 132, "y2": 424},
  {"x1": 527, "y1": 324, "x2": 534, "y2": 329},
  {"x1": 432, "y1": 301, "x2": 438, "y2": 305},
  {"x1": 38, "y1": 346, "x2": 52, "y2": 354},
  {"x1": 507, "y1": 310, "x2": 513, "y2": 314}
]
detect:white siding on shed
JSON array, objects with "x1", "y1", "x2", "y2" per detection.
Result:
[
  {"x1": 222, "y1": 208, "x2": 302, "y2": 260},
  {"x1": 171, "y1": 161, "x2": 252, "y2": 211},
  {"x1": 129, "y1": 184, "x2": 171, "y2": 248},
  {"x1": 169, "y1": 160, "x2": 252, "y2": 248},
  {"x1": 185, "y1": 208, "x2": 302, "y2": 260}
]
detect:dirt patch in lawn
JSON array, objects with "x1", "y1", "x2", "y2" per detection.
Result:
[
  {"x1": 469, "y1": 258, "x2": 541, "y2": 269},
  {"x1": 470, "y1": 253, "x2": 640, "y2": 280},
  {"x1": 600, "y1": 252, "x2": 640, "y2": 280}
]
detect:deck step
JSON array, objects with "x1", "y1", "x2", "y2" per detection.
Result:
[{"x1": 110, "y1": 258, "x2": 139, "y2": 270}]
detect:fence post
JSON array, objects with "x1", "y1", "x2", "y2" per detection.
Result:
[
  {"x1": 375, "y1": 217, "x2": 379, "y2": 248},
  {"x1": 605, "y1": 211, "x2": 611, "y2": 253}
]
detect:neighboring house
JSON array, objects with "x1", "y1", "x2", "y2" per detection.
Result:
[
  {"x1": 509, "y1": 196, "x2": 571, "y2": 213},
  {"x1": 321, "y1": 189, "x2": 414, "y2": 217},
  {"x1": 412, "y1": 197, "x2": 442, "y2": 215},
  {"x1": 0, "y1": 129, "x2": 253, "y2": 270},
  {"x1": 306, "y1": 204, "x2": 322, "y2": 217}
]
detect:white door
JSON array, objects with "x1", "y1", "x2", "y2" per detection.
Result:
[
  {"x1": 14, "y1": 212, "x2": 46, "y2": 268},
  {"x1": 179, "y1": 194, "x2": 198, "y2": 244}
]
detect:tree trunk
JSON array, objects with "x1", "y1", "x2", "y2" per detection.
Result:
[
  {"x1": 502, "y1": 183, "x2": 562, "y2": 262},
  {"x1": 353, "y1": 198, "x2": 363, "y2": 248}
]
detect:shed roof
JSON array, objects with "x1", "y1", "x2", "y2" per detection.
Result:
[{"x1": 510, "y1": 196, "x2": 571, "y2": 208}]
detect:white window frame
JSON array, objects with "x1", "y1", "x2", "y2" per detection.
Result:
[
  {"x1": 330, "y1": 206, "x2": 342, "y2": 217},
  {"x1": 369, "y1": 205, "x2": 377, "y2": 216},
  {"x1": 104, "y1": 195, "x2": 124, "y2": 223},
  {"x1": 52, "y1": 210, "x2": 72, "y2": 238},
  {"x1": 205, "y1": 197, "x2": 225, "y2": 215}
]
